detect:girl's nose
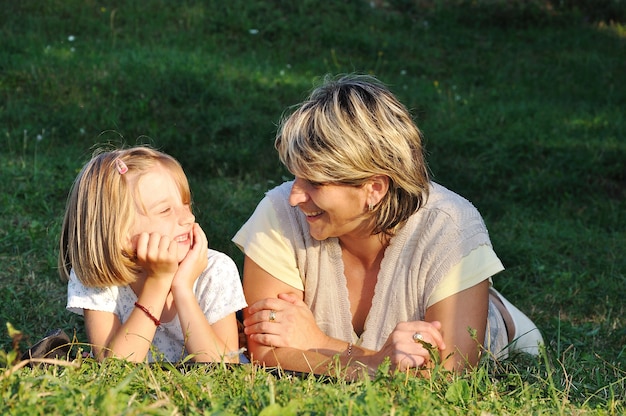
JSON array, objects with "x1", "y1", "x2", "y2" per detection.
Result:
[
  {"x1": 289, "y1": 178, "x2": 309, "y2": 207},
  {"x1": 179, "y1": 205, "x2": 195, "y2": 225}
]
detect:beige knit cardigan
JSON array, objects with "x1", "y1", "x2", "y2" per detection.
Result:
[{"x1": 267, "y1": 181, "x2": 504, "y2": 351}]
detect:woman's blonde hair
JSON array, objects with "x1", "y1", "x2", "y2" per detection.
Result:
[
  {"x1": 275, "y1": 74, "x2": 430, "y2": 235},
  {"x1": 58, "y1": 146, "x2": 191, "y2": 287}
]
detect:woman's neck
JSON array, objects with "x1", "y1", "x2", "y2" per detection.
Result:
[{"x1": 339, "y1": 232, "x2": 389, "y2": 268}]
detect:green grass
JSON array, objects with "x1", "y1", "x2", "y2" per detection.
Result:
[{"x1": 1, "y1": 0, "x2": 625, "y2": 413}]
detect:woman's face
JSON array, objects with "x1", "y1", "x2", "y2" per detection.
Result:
[
  {"x1": 129, "y1": 164, "x2": 195, "y2": 263},
  {"x1": 288, "y1": 177, "x2": 371, "y2": 241}
]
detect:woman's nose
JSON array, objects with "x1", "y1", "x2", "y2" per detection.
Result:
[{"x1": 289, "y1": 178, "x2": 309, "y2": 207}]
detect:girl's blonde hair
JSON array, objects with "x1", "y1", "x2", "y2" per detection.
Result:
[
  {"x1": 275, "y1": 74, "x2": 430, "y2": 235},
  {"x1": 58, "y1": 146, "x2": 191, "y2": 287}
]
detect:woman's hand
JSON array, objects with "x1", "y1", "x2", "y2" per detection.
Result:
[
  {"x1": 171, "y1": 223, "x2": 208, "y2": 292},
  {"x1": 367, "y1": 321, "x2": 446, "y2": 371},
  {"x1": 243, "y1": 293, "x2": 333, "y2": 352}
]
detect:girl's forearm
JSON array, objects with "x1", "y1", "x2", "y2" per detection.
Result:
[
  {"x1": 173, "y1": 290, "x2": 237, "y2": 362},
  {"x1": 103, "y1": 310, "x2": 161, "y2": 361},
  {"x1": 102, "y1": 278, "x2": 171, "y2": 361}
]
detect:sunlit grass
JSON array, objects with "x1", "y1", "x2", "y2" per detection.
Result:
[{"x1": 1, "y1": 0, "x2": 624, "y2": 413}]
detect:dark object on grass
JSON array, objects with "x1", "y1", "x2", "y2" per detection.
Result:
[{"x1": 21, "y1": 328, "x2": 72, "y2": 365}]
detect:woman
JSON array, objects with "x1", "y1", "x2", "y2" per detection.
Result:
[{"x1": 233, "y1": 74, "x2": 542, "y2": 377}]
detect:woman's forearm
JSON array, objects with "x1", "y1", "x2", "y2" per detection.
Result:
[{"x1": 248, "y1": 339, "x2": 378, "y2": 379}]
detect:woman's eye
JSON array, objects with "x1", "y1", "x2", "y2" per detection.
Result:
[{"x1": 160, "y1": 207, "x2": 171, "y2": 214}]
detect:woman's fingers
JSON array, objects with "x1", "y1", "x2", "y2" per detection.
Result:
[
  {"x1": 248, "y1": 332, "x2": 288, "y2": 348},
  {"x1": 243, "y1": 307, "x2": 287, "y2": 347},
  {"x1": 396, "y1": 321, "x2": 446, "y2": 351},
  {"x1": 395, "y1": 350, "x2": 428, "y2": 371},
  {"x1": 243, "y1": 295, "x2": 327, "y2": 351},
  {"x1": 245, "y1": 297, "x2": 289, "y2": 318},
  {"x1": 376, "y1": 320, "x2": 446, "y2": 370},
  {"x1": 244, "y1": 300, "x2": 281, "y2": 329},
  {"x1": 277, "y1": 292, "x2": 305, "y2": 305}
]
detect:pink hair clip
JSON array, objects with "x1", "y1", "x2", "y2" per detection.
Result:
[{"x1": 115, "y1": 158, "x2": 128, "y2": 174}]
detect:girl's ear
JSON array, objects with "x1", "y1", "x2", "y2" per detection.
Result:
[{"x1": 367, "y1": 175, "x2": 389, "y2": 207}]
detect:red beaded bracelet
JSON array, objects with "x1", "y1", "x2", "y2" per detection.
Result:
[{"x1": 134, "y1": 302, "x2": 160, "y2": 326}]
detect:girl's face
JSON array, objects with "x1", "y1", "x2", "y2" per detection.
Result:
[
  {"x1": 288, "y1": 177, "x2": 371, "y2": 241},
  {"x1": 129, "y1": 164, "x2": 195, "y2": 263}
]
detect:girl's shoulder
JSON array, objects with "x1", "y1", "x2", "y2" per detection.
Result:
[
  {"x1": 67, "y1": 269, "x2": 130, "y2": 315},
  {"x1": 201, "y1": 249, "x2": 240, "y2": 282},
  {"x1": 206, "y1": 248, "x2": 237, "y2": 268},
  {"x1": 194, "y1": 249, "x2": 244, "y2": 301}
]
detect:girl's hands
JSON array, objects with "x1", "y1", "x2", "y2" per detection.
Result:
[
  {"x1": 171, "y1": 223, "x2": 208, "y2": 292},
  {"x1": 133, "y1": 223, "x2": 208, "y2": 290},
  {"x1": 243, "y1": 293, "x2": 333, "y2": 351},
  {"x1": 134, "y1": 232, "x2": 179, "y2": 283}
]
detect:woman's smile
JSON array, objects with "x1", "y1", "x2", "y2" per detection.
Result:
[{"x1": 302, "y1": 209, "x2": 324, "y2": 220}]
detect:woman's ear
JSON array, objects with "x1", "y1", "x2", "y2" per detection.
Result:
[{"x1": 367, "y1": 175, "x2": 389, "y2": 206}]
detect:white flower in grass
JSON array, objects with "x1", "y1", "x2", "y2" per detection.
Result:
[
  {"x1": 68, "y1": 35, "x2": 75, "y2": 42},
  {"x1": 249, "y1": 29, "x2": 259, "y2": 35}
]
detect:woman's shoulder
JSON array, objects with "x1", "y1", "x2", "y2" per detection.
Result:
[
  {"x1": 264, "y1": 180, "x2": 308, "y2": 233},
  {"x1": 399, "y1": 182, "x2": 488, "y2": 241},
  {"x1": 428, "y1": 182, "x2": 473, "y2": 204},
  {"x1": 423, "y1": 182, "x2": 482, "y2": 219},
  {"x1": 242, "y1": 180, "x2": 294, "y2": 223},
  {"x1": 265, "y1": 180, "x2": 293, "y2": 201}
]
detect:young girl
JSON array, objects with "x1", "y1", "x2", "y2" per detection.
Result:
[{"x1": 59, "y1": 146, "x2": 247, "y2": 363}]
